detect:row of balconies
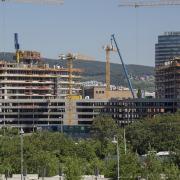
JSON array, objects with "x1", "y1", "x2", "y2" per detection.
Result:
[{"x1": 0, "y1": 74, "x2": 81, "y2": 79}]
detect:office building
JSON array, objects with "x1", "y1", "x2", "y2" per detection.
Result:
[{"x1": 155, "y1": 32, "x2": 180, "y2": 67}]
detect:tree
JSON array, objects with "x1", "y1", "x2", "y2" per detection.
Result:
[
  {"x1": 126, "y1": 112, "x2": 180, "y2": 155},
  {"x1": 120, "y1": 152, "x2": 141, "y2": 179},
  {"x1": 141, "y1": 153, "x2": 163, "y2": 180},
  {"x1": 163, "y1": 163, "x2": 180, "y2": 180},
  {"x1": 64, "y1": 157, "x2": 83, "y2": 180},
  {"x1": 91, "y1": 115, "x2": 119, "y2": 142},
  {"x1": 137, "y1": 88, "x2": 142, "y2": 98}
]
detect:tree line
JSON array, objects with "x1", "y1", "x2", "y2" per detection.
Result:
[{"x1": 0, "y1": 112, "x2": 180, "y2": 179}]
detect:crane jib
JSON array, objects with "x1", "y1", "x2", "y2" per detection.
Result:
[{"x1": 111, "y1": 34, "x2": 135, "y2": 99}]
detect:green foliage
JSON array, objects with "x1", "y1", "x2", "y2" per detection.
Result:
[
  {"x1": 0, "y1": 127, "x2": 19, "y2": 136},
  {"x1": 0, "y1": 113, "x2": 179, "y2": 178},
  {"x1": 139, "y1": 153, "x2": 180, "y2": 180},
  {"x1": 137, "y1": 88, "x2": 142, "y2": 98},
  {"x1": 91, "y1": 115, "x2": 119, "y2": 142},
  {"x1": 64, "y1": 157, "x2": 83, "y2": 180},
  {"x1": 120, "y1": 152, "x2": 141, "y2": 179},
  {"x1": 141, "y1": 153, "x2": 163, "y2": 179},
  {"x1": 126, "y1": 112, "x2": 180, "y2": 155},
  {"x1": 163, "y1": 163, "x2": 180, "y2": 180}
]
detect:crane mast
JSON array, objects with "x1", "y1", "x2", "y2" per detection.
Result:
[
  {"x1": 103, "y1": 44, "x2": 116, "y2": 99},
  {"x1": 119, "y1": 0, "x2": 180, "y2": 7}
]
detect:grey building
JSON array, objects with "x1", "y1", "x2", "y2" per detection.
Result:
[
  {"x1": 155, "y1": 32, "x2": 180, "y2": 67},
  {"x1": 0, "y1": 98, "x2": 178, "y2": 132}
]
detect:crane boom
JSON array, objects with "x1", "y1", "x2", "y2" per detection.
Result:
[
  {"x1": 119, "y1": 0, "x2": 180, "y2": 7},
  {"x1": 111, "y1": 34, "x2": 135, "y2": 99},
  {"x1": 1, "y1": 0, "x2": 64, "y2": 4}
]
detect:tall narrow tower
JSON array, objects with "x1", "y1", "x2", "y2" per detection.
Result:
[{"x1": 103, "y1": 44, "x2": 116, "y2": 98}]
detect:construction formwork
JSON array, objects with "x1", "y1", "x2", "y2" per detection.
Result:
[
  {"x1": 0, "y1": 59, "x2": 82, "y2": 100},
  {"x1": 155, "y1": 57, "x2": 180, "y2": 99}
]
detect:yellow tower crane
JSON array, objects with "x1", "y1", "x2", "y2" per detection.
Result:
[
  {"x1": 59, "y1": 53, "x2": 95, "y2": 125},
  {"x1": 118, "y1": 0, "x2": 180, "y2": 8},
  {"x1": 103, "y1": 44, "x2": 116, "y2": 98},
  {"x1": 59, "y1": 53, "x2": 95, "y2": 99}
]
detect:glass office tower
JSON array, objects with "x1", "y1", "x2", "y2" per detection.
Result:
[{"x1": 155, "y1": 32, "x2": 180, "y2": 67}]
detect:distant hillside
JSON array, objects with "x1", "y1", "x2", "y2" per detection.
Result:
[{"x1": 0, "y1": 52, "x2": 155, "y2": 91}]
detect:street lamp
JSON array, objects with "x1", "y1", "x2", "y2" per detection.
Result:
[
  {"x1": 112, "y1": 136, "x2": 120, "y2": 180},
  {"x1": 20, "y1": 128, "x2": 24, "y2": 180}
]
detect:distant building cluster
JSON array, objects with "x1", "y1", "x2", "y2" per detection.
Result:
[{"x1": 131, "y1": 75, "x2": 154, "y2": 82}]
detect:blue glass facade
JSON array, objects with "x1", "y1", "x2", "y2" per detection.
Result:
[{"x1": 155, "y1": 32, "x2": 180, "y2": 67}]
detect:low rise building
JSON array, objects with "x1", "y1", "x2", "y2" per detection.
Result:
[
  {"x1": 0, "y1": 98, "x2": 178, "y2": 132},
  {"x1": 84, "y1": 86, "x2": 132, "y2": 99}
]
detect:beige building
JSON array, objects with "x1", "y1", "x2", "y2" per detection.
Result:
[
  {"x1": 0, "y1": 51, "x2": 82, "y2": 100},
  {"x1": 84, "y1": 86, "x2": 132, "y2": 99}
]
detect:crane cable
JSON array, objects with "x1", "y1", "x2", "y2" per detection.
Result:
[
  {"x1": 135, "y1": 7, "x2": 139, "y2": 65},
  {"x1": 1, "y1": 0, "x2": 6, "y2": 60}
]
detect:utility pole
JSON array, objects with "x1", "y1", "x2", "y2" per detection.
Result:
[
  {"x1": 112, "y1": 136, "x2": 120, "y2": 180},
  {"x1": 123, "y1": 128, "x2": 127, "y2": 155}
]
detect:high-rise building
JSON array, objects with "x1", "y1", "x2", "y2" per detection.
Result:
[{"x1": 155, "y1": 32, "x2": 180, "y2": 67}]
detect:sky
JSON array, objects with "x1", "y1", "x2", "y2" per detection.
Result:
[{"x1": 0, "y1": 0, "x2": 180, "y2": 66}]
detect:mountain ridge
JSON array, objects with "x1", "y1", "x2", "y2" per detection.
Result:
[{"x1": 0, "y1": 52, "x2": 155, "y2": 91}]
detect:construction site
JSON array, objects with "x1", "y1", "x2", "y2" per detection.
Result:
[
  {"x1": 0, "y1": 0, "x2": 180, "y2": 133},
  {"x1": 155, "y1": 56, "x2": 180, "y2": 99},
  {"x1": 0, "y1": 32, "x2": 178, "y2": 133}
]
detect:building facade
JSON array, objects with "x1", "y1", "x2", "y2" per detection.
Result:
[
  {"x1": 0, "y1": 52, "x2": 82, "y2": 100},
  {"x1": 155, "y1": 57, "x2": 180, "y2": 99},
  {"x1": 0, "y1": 51, "x2": 179, "y2": 132},
  {"x1": 0, "y1": 98, "x2": 178, "y2": 132},
  {"x1": 155, "y1": 32, "x2": 180, "y2": 67},
  {"x1": 84, "y1": 86, "x2": 132, "y2": 100}
]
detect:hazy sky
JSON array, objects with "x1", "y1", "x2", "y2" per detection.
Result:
[{"x1": 0, "y1": 0, "x2": 180, "y2": 66}]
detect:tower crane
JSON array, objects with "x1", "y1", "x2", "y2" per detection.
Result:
[
  {"x1": 59, "y1": 53, "x2": 95, "y2": 126},
  {"x1": 103, "y1": 42, "x2": 116, "y2": 98},
  {"x1": 59, "y1": 53, "x2": 95, "y2": 99},
  {"x1": 1, "y1": 0, "x2": 64, "y2": 5},
  {"x1": 118, "y1": 0, "x2": 180, "y2": 8},
  {"x1": 1, "y1": 0, "x2": 63, "y2": 60},
  {"x1": 14, "y1": 33, "x2": 20, "y2": 63}
]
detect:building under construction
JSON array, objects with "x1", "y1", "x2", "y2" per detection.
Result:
[
  {"x1": 0, "y1": 34, "x2": 179, "y2": 132},
  {"x1": 0, "y1": 51, "x2": 179, "y2": 132},
  {"x1": 0, "y1": 51, "x2": 82, "y2": 100},
  {"x1": 155, "y1": 56, "x2": 180, "y2": 99}
]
